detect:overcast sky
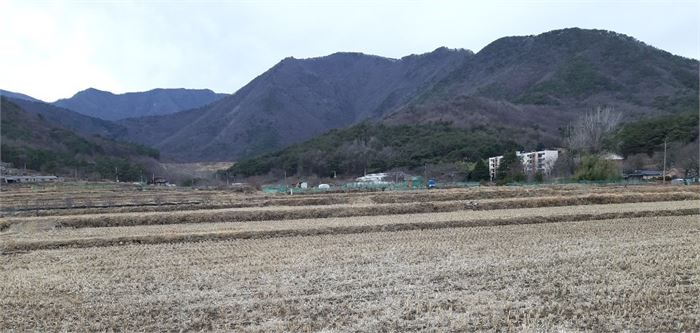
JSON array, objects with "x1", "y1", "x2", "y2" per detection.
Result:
[{"x1": 1, "y1": 0, "x2": 698, "y2": 102}]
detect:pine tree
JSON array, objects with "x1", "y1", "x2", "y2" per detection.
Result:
[
  {"x1": 496, "y1": 151, "x2": 525, "y2": 185},
  {"x1": 470, "y1": 159, "x2": 490, "y2": 181}
]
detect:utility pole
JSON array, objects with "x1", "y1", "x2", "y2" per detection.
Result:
[
  {"x1": 115, "y1": 167, "x2": 119, "y2": 183},
  {"x1": 662, "y1": 137, "x2": 667, "y2": 185}
]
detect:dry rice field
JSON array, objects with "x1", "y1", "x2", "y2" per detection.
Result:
[{"x1": 1, "y1": 182, "x2": 699, "y2": 331}]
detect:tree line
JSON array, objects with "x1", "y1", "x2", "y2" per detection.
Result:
[
  {"x1": 229, "y1": 123, "x2": 522, "y2": 178},
  {"x1": 230, "y1": 107, "x2": 698, "y2": 184}
]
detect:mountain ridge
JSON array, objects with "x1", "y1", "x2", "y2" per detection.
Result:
[
  {"x1": 0, "y1": 89, "x2": 41, "y2": 103},
  {"x1": 6, "y1": 97, "x2": 128, "y2": 139},
  {"x1": 53, "y1": 88, "x2": 228, "y2": 121},
  {"x1": 112, "y1": 28, "x2": 697, "y2": 162},
  {"x1": 4, "y1": 28, "x2": 696, "y2": 164},
  {"x1": 118, "y1": 46, "x2": 472, "y2": 161}
]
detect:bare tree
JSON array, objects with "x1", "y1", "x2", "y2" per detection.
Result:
[
  {"x1": 566, "y1": 106, "x2": 622, "y2": 154},
  {"x1": 673, "y1": 141, "x2": 700, "y2": 178},
  {"x1": 550, "y1": 151, "x2": 576, "y2": 179}
]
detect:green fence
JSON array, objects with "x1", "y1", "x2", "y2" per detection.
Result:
[
  {"x1": 262, "y1": 178, "x2": 695, "y2": 194},
  {"x1": 262, "y1": 177, "x2": 428, "y2": 194}
]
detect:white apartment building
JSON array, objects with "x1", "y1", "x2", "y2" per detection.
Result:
[{"x1": 488, "y1": 150, "x2": 559, "y2": 181}]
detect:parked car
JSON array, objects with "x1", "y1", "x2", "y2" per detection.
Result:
[
  {"x1": 427, "y1": 179, "x2": 436, "y2": 189},
  {"x1": 671, "y1": 179, "x2": 682, "y2": 185}
]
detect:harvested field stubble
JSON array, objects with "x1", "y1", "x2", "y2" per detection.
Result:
[
  {"x1": 2, "y1": 183, "x2": 699, "y2": 331},
  {"x1": 2, "y1": 192, "x2": 697, "y2": 231},
  {"x1": 2, "y1": 200, "x2": 698, "y2": 252},
  {"x1": 3, "y1": 184, "x2": 694, "y2": 213},
  {"x1": 1, "y1": 215, "x2": 699, "y2": 331},
  {"x1": 369, "y1": 184, "x2": 699, "y2": 203},
  {"x1": 1, "y1": 195, "x2": 354, "y2": 217}
]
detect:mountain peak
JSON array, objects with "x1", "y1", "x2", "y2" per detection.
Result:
[
  {"x1": 304, "y1": 52, "x2": 395, "y2": 63},
  {"x1": 479, "y1": 27, "x2": 662, "y2": 57},
  {"x1": 430, "y1": 46, "x2": 471, "y2": 54},
  {"x1": 73, "y1": 87, "x2": 114, "y2": 98}
]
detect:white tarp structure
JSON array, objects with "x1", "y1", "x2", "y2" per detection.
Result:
[{"x1": 355, "y1": 173, "x2": 388, "y2": 183}]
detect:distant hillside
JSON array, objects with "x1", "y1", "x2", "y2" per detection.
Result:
[
  {"x1": 117, "y1": 28, "x2": 698, "y2": 162},
  {"x1": 118, "y1": 48, "x2": 472, "y2": 161},
  {"x1": 610, "y1": 111, "x2": 699, "y2": 157},
  {"x1": 8, "y1": 97, "x2": 127, "y2": 139},
  {"x1": 228, "y1": 122, "x2": 522, "y2": 177},
  {"x1": 54, "y1": 88, "x2": 228, "y2": 120},
  {"x1": 0, "y1": 89, "x2": 41, "y2": 102},
  {"x1": 1, "y1": 98, "x2": 158, "y2": 180},
  {"x1": 231, "y1": 111, "x2": 700, "y2": 179},
  {"x1": 389, "y1": 28, "x2": 698, "y2": 128}
]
